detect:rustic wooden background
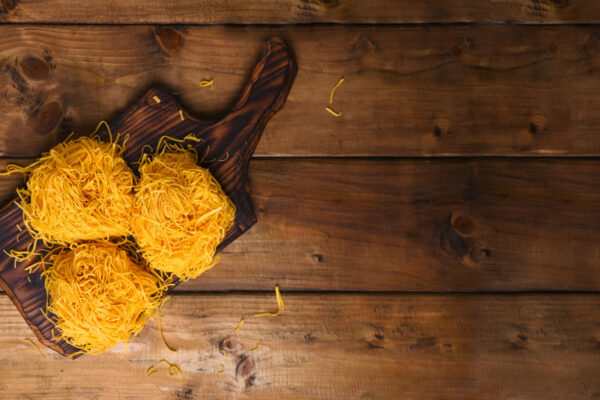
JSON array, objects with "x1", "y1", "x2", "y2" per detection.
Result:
[{"x1": 1, "y1": 1, "x2": 600, "y2": 399}]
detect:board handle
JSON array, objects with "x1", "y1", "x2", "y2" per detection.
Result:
[{"x1": 198, "y1": 36, "x2": 297, "y2": 248}]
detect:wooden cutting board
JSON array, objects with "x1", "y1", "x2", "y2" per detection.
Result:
[{"x1": 0, "y1": 37, "x2": 296, "y2": 358}]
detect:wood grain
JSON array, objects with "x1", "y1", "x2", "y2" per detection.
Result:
[
  {"x1": 1, "y1": 293, "x2": 599, "y2": 399},
  {"x1": 182, "y1": 158, "x2": 600, "y2": 292},
  {"x1": 2, "y1": 158, "x2": 600, "y2": 292},
  {"x1": 1, "y1": 0, "x2": 600, "y2": 24},
  {"x1": 6, "y1": 25, "x2": 600, "y2": 157}
]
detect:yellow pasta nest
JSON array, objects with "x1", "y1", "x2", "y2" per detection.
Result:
[
  {"x1": 44, "y1": 242, "x2": 167, "y2": 355},
  {"x1": 16, "y1": 135, "x2": 134, "y2": 246},
  {"x1": 132, "y1": 150, "x2": 236, "y2": 281}
]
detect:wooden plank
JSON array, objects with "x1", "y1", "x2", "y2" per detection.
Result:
[
  {"x1": 1, "y1": 0, "x2": 600, "y2": 24},
  {"x1": 187, "y1": 158, "x2": 600, "y2": 292},
  {"x1": 2, "y1": 158, "x2": 600, "y2": 292},
  {"x1": 5, "y1": 26, "x2": 600, "y2": 157},
  {"x1": 1, "y1": 293, "x2": 599, "y2": 399}
]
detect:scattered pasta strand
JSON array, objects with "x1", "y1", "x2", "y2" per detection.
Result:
[
  {"x1": 0, "y1": 159, "x2": 43, "y2": 176},
  {"x1": 5, "y1": 238, "x2": 40, "y2": 263},
  {"x1": 217, "y1": 364, "x2": 225, "y2": 374},
  {"x1": 220, "y1": 348, "x2": 228, "y2": 358},
  {"x1": 184, "y1": 133, "x2": 203, "y2": 143},
  {"x1": 67, "y1": 350, "x2": 86, "y2": 359},
  {"x1": 25, "y1": 246, "x2": 61, "y2": 275},
  {"x1": 199, "y1": 80, "x2": 214, "y2": 88},
  {"x1": 329, "y1": 77, "x2": 344, "y2": 104},
  {"x1": 218, "y1": 152, "x2": 230, "y2": 162},
  {"x1": 155, "y1": 134, "x2": 202, "y2": 153},
  {"x1": 325, "y1": 107, "x2": 342, "y2": 117},
  {"x1": 24, "y1": 338, "x2": 47, "y2": 359},
  {"x1": 157, "y1": 298, "x2": 178, "y2": 353},
  {"x1": 89, "y1": 120, "x2": 112, "y2": 140},
  {"x1": 250, "y1": 340, "x2": 262, "y2": 352},
  {"x1": 255, "y1": 285, "x2": 285, "y2": 317},
  {"x1": 234, "y1": 319, "x2": 244, "y2": 333},
  {"x1": 159, "y1": 360, "x2": 183, "y2": 380},
  {"x1": 169, "y1": 365, "x2": 183, "y2": 380},
  {"x1": 153, "y1": 96, "x2": 161, "y2": 104},
  {"x1": 179, "y1": 110, "x2": 185, "y2": 121}
]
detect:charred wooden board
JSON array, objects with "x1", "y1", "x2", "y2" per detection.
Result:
[{"x1": 0, "y1": 37, "x2": 296, "y2": 357}]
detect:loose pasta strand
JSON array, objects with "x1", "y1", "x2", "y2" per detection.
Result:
[
  {"x1": 234, "y1": 318, "x2": 244, "y2": 333},
  {"x1": 329, "y1": 77, "x2": 344, "y2": 104},
  {"x1": 158, "y1": 299, "x2": 178, "y2": 353},
  {"x1": 326, "y1": 106, "x2": 342, "y2": 117},
  {"x1": 255, "y1": 286, "x2": 285, "y2": 317},
  {"x1": 24, "y1": 338, "x2": 47, "y2": 359}
]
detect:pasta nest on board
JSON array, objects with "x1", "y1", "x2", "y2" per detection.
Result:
[
  {"x1": 132, "y1": 149, "x2": 236, "y2": 281},
  {"x1": 16, "y1": 135, "x2": 135, "y2": 246},
  {"x1": 43, "y1": 242, "x2": 168, "y2": 355}
]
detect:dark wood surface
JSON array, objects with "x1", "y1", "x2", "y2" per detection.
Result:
[
  {"x1": 1, "y1": 3, "x2": 599, "y2": 399},
  {"x1": 2, "y1": 0, "x2": 600, "y2": 24},
  {"x1": 5, "y1": 25, "x2": 600, "y2": 157},
  {"x1": 2, "y1": 158, "x2": 600, "y2": 293},
  {"x1": 0, "y1": 37, "x2": 296, "y2": 357}
]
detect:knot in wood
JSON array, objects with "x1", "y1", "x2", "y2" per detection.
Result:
[
  {"x1": 353, "y1": 35, "x2": 376, "y2": 58},
  {"x1": 153, "y1": 26, "x2": 184, "y2": 55},
  {"x1": 235, "y1": 355, "x2": 256, "y2": 381},
  {"x1": 1, "y1": 0, "x2": 18, "y2": 11},
  {"x1": 440, "y1": 212, "x2": 482, "y2": 265},
  {"x1": 451, "y1": 212, "x2": 476, "y2": 237},
  {"x1": 33, "y1": 102, "x2": 63, "y2": 135},
  {"x1": 21, "y1": 57, "x2": 50, "y2": 81}
]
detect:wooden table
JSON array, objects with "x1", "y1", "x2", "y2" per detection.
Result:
[{"x1": 1, "y1": 1, "x2": 600, "y2": 399}]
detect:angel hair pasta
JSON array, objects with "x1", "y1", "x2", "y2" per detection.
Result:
[
  {"x1": 132, "y1": 149, "x2": 235, "y2": 281},
  {"x1": 43, "y1": 242, "x2": 168, "y2": 355},
  {"x1": 12, "y1": 134, "x2": 134, "y2": 246}
]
